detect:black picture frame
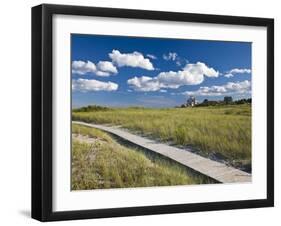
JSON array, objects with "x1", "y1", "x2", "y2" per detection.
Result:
[{"x1": 32, "y1": 3, "x2": 274, "y2": 222}]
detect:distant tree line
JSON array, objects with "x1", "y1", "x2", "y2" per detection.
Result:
[
  {"x1": 72, "y1": 105, "x2": 109, "y2": 112},
  {"x1": 196, "y1": 97, "x2": 252, "y2": 107},
  {"x1": 176, "y1": 97, "x2": 252, "y2": 108}
]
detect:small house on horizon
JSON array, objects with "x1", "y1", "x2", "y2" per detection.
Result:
[
  {"x1": 186, "y1": 96, "x2": 197, "y2": 107},
  {"x1": 224, "y1": 96, "x2": 233, "y2": 104}
]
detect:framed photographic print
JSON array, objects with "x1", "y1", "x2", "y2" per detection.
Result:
[{"x1": 32, "y1": 4, "x2": 274, "y2": 221}]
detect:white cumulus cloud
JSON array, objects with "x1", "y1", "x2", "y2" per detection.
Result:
[
  {"x1": 72, "y1": 60, "x2": 97, "y2": 75},
  {"x1": 127, "y1": 62, "x2": 219, "y2": 92},
  {"x1": 109, "y1": 50, "x2": 154, "y2": 70},
  {"x1": 127, "y1": 76, "x2": 161, "y2": 92},
  {"x1": 72, "y1": 60, "x2": 118, "y2": 77},
  {"x1": 183, "y1": 80, "x2": 251, "y2": 97},
  {"x1": 95, "y1": 71, "x2": 111, "y2": 77},
  {"x1": 184, "y1": 62, "x2": 219, "y2": 78},
  {"x1": 97, "y1": 61, "x2": 118, "y2": 74},
  {"x1": 146, "y1": 54, "x2": 157, "y2": 59},
  {"x1": 72, "y1": 78, "x2": 118, "y2": 92},
  {"x1": 224, "y1": 68, "x2": 251, "y2": 78},
  {"x1": 163, "y1": 52, "x2": 189, "y2": 67},
  {"x1": 163, "y1": 52, "x2": 178, "y2": 61}
]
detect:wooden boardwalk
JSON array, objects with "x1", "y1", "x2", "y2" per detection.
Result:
[{"x1": 73, "y1": 121, "x2": 252, "y2": 184}]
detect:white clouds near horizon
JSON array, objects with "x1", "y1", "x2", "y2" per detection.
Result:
[
  {"x1": 127, "y1": 62, "x2": 219, "y2": 92},
  {"x1": 72, "y1": 78, "x2": 118, "y2": 92},
  {"x1": 183, "y1": 80, "x2": 251, "y2": 97}
]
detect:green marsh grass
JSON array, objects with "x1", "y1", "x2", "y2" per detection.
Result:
[
  {"x1": 72, "y1": 124, "x2": 210, "y2": 190},
  {"x1": 72, "y1": 105, "x2": 251, "y2": 166}
]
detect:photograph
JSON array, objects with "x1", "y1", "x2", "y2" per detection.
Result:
[
  {"x1": 31, "y1": 3, "x2": 274, "y2": 221},
  {"x1": 71, "y1": 34, "x2": 252, "y2": 190}
]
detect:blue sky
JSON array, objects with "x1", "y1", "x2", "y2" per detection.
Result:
[{"x1": 71, "y1": 34, "x2": 251, "y2": 108}]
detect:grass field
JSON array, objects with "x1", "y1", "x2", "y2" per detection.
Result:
[
  {"x1": 72, "y1": 124, "x2": 211, "y2": 190},
  {"x1": 72, "y1": 104, "x2": 251, "y2": 168}
]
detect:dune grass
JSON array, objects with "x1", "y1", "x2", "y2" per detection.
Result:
[
  {"x1": 72, "y1": 105, "x2": 251, "y2": 167},
  {"x1": 72, "y1": 124, "x2": 210, "y2": 190}
]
